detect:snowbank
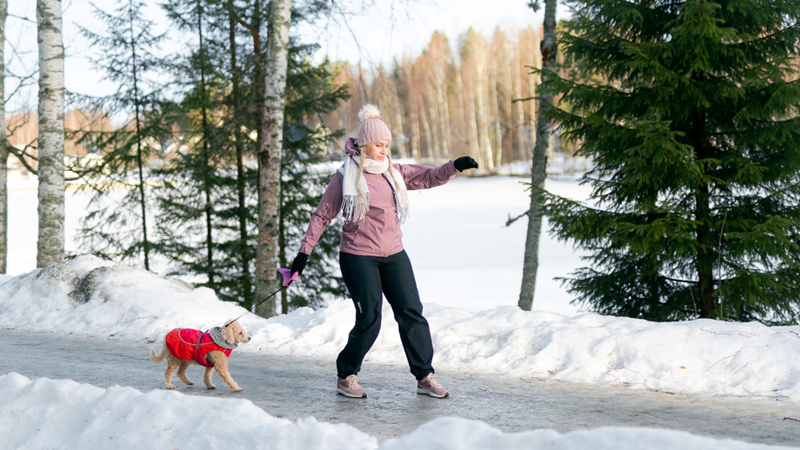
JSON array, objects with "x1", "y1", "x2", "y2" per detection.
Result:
[
  {"x1": 0, "y1": 373, "x2": 373, "y2": 450},
  {"x1": 1, "y1": 373, "x2": 790, "y2": 450},
  {"x1": 2, "y1": 256, "x2": 800, "y2": 402}
]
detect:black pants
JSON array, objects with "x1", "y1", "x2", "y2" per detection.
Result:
[{"x1": 336, "y1": 250, "x2": 435, "y2": 381}]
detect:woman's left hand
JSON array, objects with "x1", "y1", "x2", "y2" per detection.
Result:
[{"x1": 454, "y1": 156, "x2": 479, "y2": 172}]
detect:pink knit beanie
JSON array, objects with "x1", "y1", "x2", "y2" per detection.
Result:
[{"x1": 356, "y1": 104, "x2": 392, "y2": 146}]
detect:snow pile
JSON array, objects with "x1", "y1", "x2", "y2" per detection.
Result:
[
  {"x1": 1, "y1": 373, "x2": 790, "y2": 450},
  {"x1": 0, "y1": 373, "x2": 373, "y2": 450},
  {"x1": 254, "y1": 301, "x2": 800, "y2": 400},
  {"x1": 2, "y1": 256, "x2": 800, "y2": 401},
  {"x1": 0, "y1": 255, "x2": 251, "y2": 340}
]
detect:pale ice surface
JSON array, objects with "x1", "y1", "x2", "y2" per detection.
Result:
[{"x1": 4, "y1": 175, "x2": 799, "y2": 449}]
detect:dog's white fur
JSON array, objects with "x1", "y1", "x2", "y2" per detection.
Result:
[{"x1": 150, "y1": 320, "x2": 250, "y2": 392}]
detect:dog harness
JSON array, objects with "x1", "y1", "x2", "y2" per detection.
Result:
[{"x1": 165, "y1": 328, "x2": 233, "y2": 368}]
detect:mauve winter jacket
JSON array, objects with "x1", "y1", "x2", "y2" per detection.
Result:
[{"x1": 299, "y1": 160, "x2": 458, "y2": 257}]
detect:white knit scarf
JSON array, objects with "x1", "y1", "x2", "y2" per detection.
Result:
[{"x1": 338, "y1": 155, "x2": 410, "y2": 224}]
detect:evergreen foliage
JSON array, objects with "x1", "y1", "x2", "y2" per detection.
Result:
[
  {"x1": 74, "y1": 0, "x2": 169, "y2": 270},
  {"x1": 539, "y1": 0, "x2": 800, "y2": 323},
  {"x1": 279, "y1": 45, "x2": 350, "y2": 312},
  {"x1": 148, "y1": 0, "x2": 347, "y2": 311},
  {"x1": 74, "y1": 0, "x2": 348, "y2": 313}
]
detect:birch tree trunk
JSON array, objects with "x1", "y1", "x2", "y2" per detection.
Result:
[
  {"x1": 0, "y1": 0, "x2": 7, "y2": 273},
  {"x1": 420, "y1": 105, "x2": 433, "y2": 163},
  {"x1": 36, "y1": 0, "x2": 65, "y2": 268},
  {"x1": 255, "y1": 0, "x2": 291, "y2": 318},
  {"x1": 490, "y1": 68, "x2": 502, "y2": 168},
  {"x1": 411, "y1": 104, "x2": 421, "y2": 163},
  {"x1": 518, "y1": 0, "x2": 556, "y2": 311},
  {"x1": 426, "y1": 91, "x2": 441, "y2": 164},
  {"x1": 466, "y1": 78, "x2": 481, "y2": 167},
  {"x1": 474, "y1": 53, "x2": 493, "y2": 172}
]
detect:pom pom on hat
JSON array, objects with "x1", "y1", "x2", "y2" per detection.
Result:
[
  {"x1": 356, "y1": 104, "x2": 392, "y2": 146},
  {"x1": 358, "y1": 104, "x2": 382, "y2": 122}
]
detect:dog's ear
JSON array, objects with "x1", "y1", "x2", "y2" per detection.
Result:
[{"x1": 221, "y1": 321, "x2": 236, "y2": 344}]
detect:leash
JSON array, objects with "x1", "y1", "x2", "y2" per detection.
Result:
[
  {"x1": 224, "y1": 284, "x2": 289, "y2": 328},
  {"x1": 174, "y1": 328, "x2": 215, "y2": 347}
]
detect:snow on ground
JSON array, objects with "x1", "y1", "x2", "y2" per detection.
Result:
[
  {"x1": 2, "y1": 255, "x2": 800, "y2": 402},
  {"x1": 4, "y1": 174, "x2": 800, "y2": 448},
  {"x1": 2, "y1": 373, "x2": 791, "y2": 450}
]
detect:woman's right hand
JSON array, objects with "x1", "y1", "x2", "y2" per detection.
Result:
[{"x1": 288, "y1": 253, "x2": 309, "y2": 285}]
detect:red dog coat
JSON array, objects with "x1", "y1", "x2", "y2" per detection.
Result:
[{"x1": 165, "y1": 328, "x2": 233, "y2": 368}]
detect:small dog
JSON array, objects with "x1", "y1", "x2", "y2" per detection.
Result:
[{"x1": 150, "y1": 319, "x2": 250, "y2": 392}]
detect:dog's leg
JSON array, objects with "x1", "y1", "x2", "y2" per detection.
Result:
[
  {"x1": 203, "y1": 366, "x2": 216, "y2": 389},
  {"x1": 176, "y1": 361, "x2": 194, "y2": 386},
  {"x1": 164, "y1": 356, "x2": 179, "y2": 389},
  {"x1": 207, "y1": 351, "x2": 241, "y2": 392}
]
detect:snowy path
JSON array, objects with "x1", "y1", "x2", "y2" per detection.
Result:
[{"x1": 3, "y1": 328, "x2": 799, "y2": 446}]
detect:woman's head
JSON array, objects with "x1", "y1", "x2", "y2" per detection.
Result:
[
  {"x1": 361, "y1": 140, "x2": 390, "y2": 162},
  {"x1": 357, "y1": 104, "x2": 392, "y2": 148}
]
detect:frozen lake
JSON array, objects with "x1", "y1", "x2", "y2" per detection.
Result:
[{"x1": 7, "y1": 175, "x2": 589, "y2": 316}]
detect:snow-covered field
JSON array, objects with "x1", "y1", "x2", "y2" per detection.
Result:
[{"x1": 4, "y1": 175, "x2": 799, "y2": 449}]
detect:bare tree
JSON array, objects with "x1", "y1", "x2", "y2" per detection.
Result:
[
  {"x1": 0, "y1": 0, "x2": 7, "y2": 273},
  {"x1": 36, "y1": 0, "x2": 65, "y2": 268},
  {"x1": 518, "y1": 0, "x2": 556, "y2": 311},
  {"x1": 255, "y1": 0, "x2": 291, "y2": 318},
  {"x1": 467, "y1": 30, "x2": 493, "y2": 172}
]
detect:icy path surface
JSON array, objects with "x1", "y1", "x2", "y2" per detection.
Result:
[{"x1": 1, "y1": 328, "x2": 799, "y2": 447}]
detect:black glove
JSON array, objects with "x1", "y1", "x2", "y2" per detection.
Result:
[
  {"x1": 454, "y1": 156, "x2": 479, "y2": 172},
  {"x1": 289, "y1": 252, "x2": 308, "y2": 282}
]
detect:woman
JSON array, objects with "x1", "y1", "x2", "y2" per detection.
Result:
[{"x1": 288, "y1": 104, "x2": 478, "y2": 399}]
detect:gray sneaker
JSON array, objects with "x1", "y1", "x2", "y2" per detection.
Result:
[
  {"x1": 337, "y1": 375, "x2": 367, "y2": 398},
  {"x1": 417, "y1": 374, "x2": 449, "y2": 398}
]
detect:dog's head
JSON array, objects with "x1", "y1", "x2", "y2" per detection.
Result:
[{"x1": 221, "y1": 320, "x2": 251, "y2": 346}]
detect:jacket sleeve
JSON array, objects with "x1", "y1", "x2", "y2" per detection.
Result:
[
  {"x1": 396, "y1": 160, "x2": 459, "y2": 191},
  {"x1": 299, "y1": 174, "x2": 343, "y2": 255}
]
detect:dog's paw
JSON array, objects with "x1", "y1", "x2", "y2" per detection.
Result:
[
  {"x1": 231, "y1": 385, "x2": 242, "y2": 392},
  {"x1": 166, "y1": 384, "x2": 176, "y2": 389},
  {"x1": 184, "y1": 381, "x2": 194, "y2": 386},
  {"x1": 206, "y1": 384, "x2": 217, "y2": 390}
]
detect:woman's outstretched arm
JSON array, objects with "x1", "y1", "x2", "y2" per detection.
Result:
[{"x1": 299, "y1": 174, "x2": 344, "y2": 255}]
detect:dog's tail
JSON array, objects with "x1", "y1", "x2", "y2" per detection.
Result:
[{"x1": 150, "y1": 342, "x2": 167, "y2": 364}]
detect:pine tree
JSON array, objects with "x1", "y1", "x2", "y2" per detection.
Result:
[
  {"x1": 153, "y1": 0, "x2": 348, "y2": 312},
  {"x1": 157, "y1": 0, "x2": 228, "y2": 290},
  {"x1": 279, "y1": 51, "x2": 350, "y2": 312},
  {"x1": 75, "y1": 0, "x2": 168, "y2": 269},
  {"x1": 540, "y1": 0, "x2": 800, "y2": 323}
]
